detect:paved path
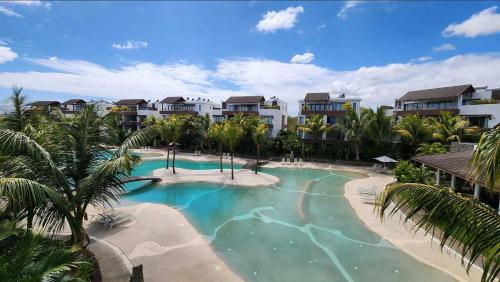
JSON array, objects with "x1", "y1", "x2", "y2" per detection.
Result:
[{"x1": 87, "y1": 236, "x2": 132, "y2": 282}]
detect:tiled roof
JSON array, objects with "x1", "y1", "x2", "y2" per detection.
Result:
[
  {"x1": 161, "y1": 97, "x2": 185, "y2": 104},
  {"x1": 398, "y1": 85, "x2": 474, "y2": 102},
  {"x1": 30, "y1": 101, "x2": 61, "y2": 106},
  {"x1": 225, "y1": 96, "x2": 265, "y2": 103},
  {"x1": 62, "y1": 99, "x2": 86, "y2": 105},
  {"x1": 412, "y1": 150, "x2": 497, "y2": 190},
  {"x1": 304, "y1": 92, "x2": 330, "y2": 101},
  {"x1": 114, "y1": 99, "x2": 147, "y2": 105}
]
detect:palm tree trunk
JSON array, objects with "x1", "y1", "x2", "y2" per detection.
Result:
[
  {"x1": 172, "y1": 143, "x2": 176, "y2": 174},
  {"x1": 255, "y1": 143, "x2": 260, "y2": 174},
  {"x1": 355, "y1": 143, "x2": 360, "y2": 161},
  {"x1": 231, "y1": 150, "x2": 234, "y2": 180},
  {"x1": 27, "y1": 208, "x2": 34, "y2": 229},
  {"x1": 219, "y1": 144, "x2": 223, "y2": 173},
  {"x1": 166, "y1": 147, "x2": 170, "y2": 169}
]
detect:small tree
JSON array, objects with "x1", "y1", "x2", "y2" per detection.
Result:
[
  {"x1": 208, "y1": 123, "x2": 226, "y2": 173},
  {"x1": 223, "y1": 120, "x2": 244, "y2": 180},
  {"x1": 251, "y1": 122, "x2": 268, "y2": 174}
]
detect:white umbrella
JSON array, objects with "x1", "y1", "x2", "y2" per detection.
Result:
[
  {"x1": 374, "y1": 156, "x2": 398, "y2": 163},
  {"x1": 373, "y1": 156, "x2": 398, "y2": 167}
]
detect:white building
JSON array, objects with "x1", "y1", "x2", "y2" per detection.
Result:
[
  {"x1": 159, "y1": 96, "x2": 219, "y2": 121},
  {"x1": 394, "y1": 84, "x2": 500, "y2": 128},
  {"x1": 218, "y1": 96, "x2": 288, "y2": 137},
  {"x1": 113, "y1": 99, "x2": 159, "y2": 131},
  {"x1": 298, "y1": 92, "x2": 361, "y2": 141}
]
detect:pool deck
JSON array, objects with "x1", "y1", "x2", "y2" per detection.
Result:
[{"x1": 92, "y1": 149, "x2": 483, "y2": 282}]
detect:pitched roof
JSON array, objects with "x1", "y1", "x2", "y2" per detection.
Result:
[
  {"x1": 412, "y1": 150, "x2": 498, "y2": 190},
  {"x1": 398, "y1": 84, "x2": 474, "y2": 102},
  {"x1": 304, "y1": 92, "x2": 330, "y2": 101},
  {"x1": 160, "y1": 97, "x2": 185, "y2": 104},
  {"x1": 62, "y1": 99, "x2": 86, "y2": 105},
  {"x1": 225, "y1": 96, "x2": 265, "y2": 103},
  {"x1": 30, "y1": 101, "x2": 61, "y2": 106},
  {"x1": 114, "y1": 99, "x2": 147, "y2": 105}
]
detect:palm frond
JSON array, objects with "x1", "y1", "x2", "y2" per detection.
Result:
[{"x1": 377, "y1": 183, "x2": 500, "y2": 282}]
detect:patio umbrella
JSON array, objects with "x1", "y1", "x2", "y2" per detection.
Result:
[{"x1": 373, "y1": 156, "x2": 398, "y2": 167}]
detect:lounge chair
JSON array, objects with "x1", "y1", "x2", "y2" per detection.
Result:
[
  {"x1": 299, "y1": 158, "x2": 304, "y2": 166},
  {"x1": 358, "y1": 185, "x2": 377, "y2": 195},
  {"x1": 358, "y1": 186, "x2": 378, "y2": 204},
  {"x1": 96, "y1": 210, "x2": 133, "y2": 230},
  {"x1": 294, "y1": 158, "x2": 299, "y2": 166},
  {"x1": 281, "y1": 158, "x2": 285, "y2": 165}
]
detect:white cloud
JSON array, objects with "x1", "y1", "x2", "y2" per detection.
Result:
[
  {"x1": 0, "y1": 6, "x2": 22, "y2": 17},
  {"x1": 433, "y1": 43, "x2": 456, "y2": 52},
  {"x1": 0, "y1": 46, "x2": 18, "y2": 64},
  {"x1": 443, "y1": 6, "x2": 500, "y2": 37},
  {"x1": 3, "y1": 1, "x2": 52, "y2": 9},
  {"x1": 1, "y1": 53, "x2": 500, "y2": 114},
  {"x1": 256, "y1": 6, "x2": 304, "y2": 33},
  {"x1": 410, "y1": 56, "x2": 432, "y2": 63},
  {"x1": 290, "y1": 52, "x2": 314, "y2": 64},
  {"x1": 338, "y1": 1, "x2": 362, "y2": 19},
  {"x1": 112, "y1": 40, "x2": 148, "y2": 50},
  {"x1": 317, "y1": 24, "x2": 327, "y2": 30}
]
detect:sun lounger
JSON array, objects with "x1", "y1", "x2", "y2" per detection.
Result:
[
  {"x1": 358, "y1": 185, "x2": 377, "y2": 195},
  {"x1": 299, "y1": 158, "x2": 304, "y2": 166},
  {"x1": 360, "y1": 193, "x2": 377, "y2": 204},
  {"x1": 96, "y1": 210, "x2": 133, "y2": 230},
  {"x1": 294, "y1": 158, "x2": 299, "y2": 166},
  {"x1": 281, "y1": 158, "x2": 285, "y2": 165}
]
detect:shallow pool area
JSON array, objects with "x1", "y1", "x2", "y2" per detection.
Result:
[{"x1": 123, "y1": 161, "x2": 455, "y2": 282}]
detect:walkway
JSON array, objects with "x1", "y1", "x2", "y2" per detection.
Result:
[{"x1": 87, "y1": 236, "x2": 133, "y2": 282}]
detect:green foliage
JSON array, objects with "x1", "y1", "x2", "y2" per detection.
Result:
[
  {"x1": 416, "y1": 142, "x2": 449, "y2": 156},
  {"x1": 364, "y1": 107, "x2": 393, "y2": 146},
  {"x1": 469, "y1": 99, "x2": 498, "y2": 105},
  {"x1": 393, "y1": 114, "x2": 432, "y2": 147},
  {"x1": 377, "y1": 183, "x2": 500, "y2": 282},
  {"x1": 394, "y1": 160, "x2": 434, "y2": 184},
  {"x1": 272, "y1": 130, "x2": 301, "y2": 155},
  {"x1": 0, "y1": 222, "x2": 91, "y2": 281},
  {"x1": 336, "y1": 109, "x2": 365, "y2": 160},
  {"x1": 470, "y1": 127, "x2": 500, "y2": 191},
  {"x1": 431, "y1": 112, "x2": 478, "y2": 143}
]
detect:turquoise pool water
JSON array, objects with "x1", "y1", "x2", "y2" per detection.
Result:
[{"x1": 123, "y1": 161, "x2": 455, "y2": 282}]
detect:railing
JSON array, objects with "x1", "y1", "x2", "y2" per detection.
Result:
[
  {"x1": 138, "y1": 106, "x2": 157, "y2": 111},
  {"x1": 394, "y1": 108, "x2": 459, "y2": 116}
]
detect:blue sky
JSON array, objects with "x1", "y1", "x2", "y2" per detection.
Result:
[{"x1": 1, "y1": 1, "x2": 500, "y2": 114}]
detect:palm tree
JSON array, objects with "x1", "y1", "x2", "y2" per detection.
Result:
[
  {"x1": 164, "y1": 115, "x2": 184, "y2": 174},
  {"x1": 432, "y1": 111, "x2": 478, "y2": 143},
  {"x1": 223, "y1": 120, "x2": 244, "y2": 180},
  {"x1": 393, "y1": 114, "x2": 432, "y2": 148},
  {"x1": 1, "y1": 86, "x2": 30, "y2": 132},
  {"x1": 0, "y1": 222, "x2": 90, "y2": 281},
  {"x1": 377, "y1": 183, "x2": 500, "y2": 282},
  {"x1": 250, "y1": 122, "x2": 268, "y2": 174},
  {"x1": 470, "y1": 127, "x2": 500, "y2": 191},
  {"x1": 208, "y1": 122, "x2": 226, "y2": 173},
  {"x1": 365, "y1": 107, "x2": 393, "y2": 146},
  {"x1": 297, "y1": 114, "x2": 332, "y2": 157},
  {"x1": 377, "y1": 128, "x2": 500, "y2": 282},
  {"x1": 336, "y1": 109, "x2": 365, "y2": 161},
  {"x1": 0, "y1": 105, "x2": 151, "y2": 245}
]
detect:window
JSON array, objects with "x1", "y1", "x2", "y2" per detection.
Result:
[
  {"x1": 261, "y1": 116, "x2": 273, "y2": 125},
  {"x1": 327, "y1": 116, "x2": 336, "y2": 124}
]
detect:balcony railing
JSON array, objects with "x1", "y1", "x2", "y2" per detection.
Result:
[
  {"x1": 160, "y1": 110, "x2": 198, "y2": 115},
  {"x1": 395, "y1": 108, "x2": 459, "y2": 116}
]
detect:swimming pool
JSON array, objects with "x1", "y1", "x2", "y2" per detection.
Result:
[{"x1": 123, "y1": 161, "x2": 455, "y2": 282}]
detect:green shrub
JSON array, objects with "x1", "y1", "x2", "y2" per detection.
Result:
[
  {"x1": 394, "y1": 160, "x2": 434, "y2": 184},
  {"x1": 416, "y1": 142, "x2": 449, "y2": 156}
]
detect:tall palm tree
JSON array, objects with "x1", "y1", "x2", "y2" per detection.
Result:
[
  {"x1": 164, "y1": 115, "x2": 184, "y2": 174},
  {"x1": 336, "y1": 109, "x2": 365, "y2": 161},
  {"x1": 432, "y1": 111, "x2": 478, "y2": 143},
  {"x1": 223, "y1": 120, "x2": 244, "y2": 180},
  {"x1": 365, "y1": 107, "x2": 393, "y2": 146},
  {"x1": 393, "y1": 114, "x2": 432, "y2": 147},
  {"x1": 1, "y1": 86, "x2": 29, "y2": 132},
  {"x1": 0, "y1": 105, "x2": 151, "y2": 245},
  {"x1": 297, "y1": 114, "x2": 332, "y2": 157},
  {"x1": 208, "y1": 122, "x2": 226, "y2": 173},
  {"x1": 250, "y1": 121, "x2": 268, "y2": 174}
]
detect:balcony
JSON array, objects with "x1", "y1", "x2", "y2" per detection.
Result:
[
  {"x1": 222, "y1": 110, "x2": 259, "y2": 116},
  {"x1": 301, "y1": 109, "x2": 347, "y2": 116},
  {"x1": 160, "y1": 110, "x2": 198, "y2": 115},
  {"x1": 395, "y1": 108, "x2": 459, "y2": 117}
]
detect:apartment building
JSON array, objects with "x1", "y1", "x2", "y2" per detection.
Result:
[
  {"x1": 394, "y1": 84, "x2": 500, "y2": 128},
  {"x1": 112, "y1": 99, "x2": 159, "y2": 131},
  {"x1": 159, "y1": 96, "x2": 219, "y2": 121},
  {"x1": 28, "y1": 101, "x2": 61, "y2": 113},
  {"x1": 217, "y1": 95, "x2": 288, "y2": 137},
  {"x1": 298, "y1": 92, "x2": 361, "y2": 141},
  {"x1": 61, "y1": 99, "x2": 86, "y2": 116}
]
